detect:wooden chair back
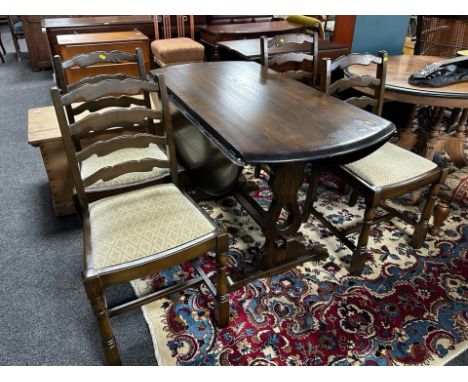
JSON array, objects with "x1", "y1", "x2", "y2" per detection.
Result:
[
  {"x1": 260, "y1": 32, "x2": 319, "y2": 86},
  {"x1": 53, "y1": 49, "x2": 150, "y2": 123},
  {"x1": 51, "y1": 76, "x2": 178, "y2": 210},
  {"x1": 0, "y1": 31, "x2": 4, "y2": 63},
  {"x1": 320, "y1": 51, "x2": 387, "y2": 116},
  {"x1": 153, "y1": 15, "x2": 195, "y2": 40}
]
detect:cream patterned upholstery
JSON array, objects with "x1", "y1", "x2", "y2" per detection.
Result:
[
  {"x1": 81, "y1": 144, "x2": 169, "y2": 190},
  {"x1": 89, "y1": 183, "x2": 216, "y2": 269},
  {"x1": 151, "y1": 37, "x2": 204, "y2": 66},
  {"x1": 344, "y1": 142, "x2": 437, "y2": 188},
  {"x1": 439, "y1": 166, "x2": 468, "y2": 206}
]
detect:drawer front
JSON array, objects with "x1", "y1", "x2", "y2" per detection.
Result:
[
  {"x1": 58, "y1": 40, "x2": 150, "y2": 85},
  {"x1": 58, "y1": 40, "x2": 149, "y2": 60}
]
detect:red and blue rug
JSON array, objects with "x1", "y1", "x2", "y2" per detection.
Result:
[{"x1": 132, "y1": 167, "x2": 468, "y2": 365}]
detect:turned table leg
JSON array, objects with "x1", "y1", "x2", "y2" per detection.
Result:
[
  {"x1": 430, "y1": 199, "x2": 451, "y2": 236},
  {"x1": 423, "y1": 107, "x2": 446, "y2": 161},
  {"x1": 396, "y1": 104, "x2": 419, "y2": 150},
  {"x1": 445, "y1": 109, "x2": 468, "y2": 168}
]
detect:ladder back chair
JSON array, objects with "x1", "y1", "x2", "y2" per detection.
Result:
[
  {"x1": 51, "y1": 76, "x2": 229, "y2": 365},
  {"x1": 7, "y1": 16, "x2": 23, "y2": 61},
  {"x1": 260, "y1": 32, "x2": 319, "y2": 87},
  {"x1": 53, "y1": 48, "x2": 150, "y2": 123},
  {"x1": 255, "y1": 32, "x2": 319, "y2": 178},
  {"x1": 53, "y1": 49, "x2": 171, "y2": 200},
  {"x1": 151, "y1": 15, "x2": 205, "y2": 67},
  {"x1": 0, "y1": 30, "x2": 5, "y2": 63},
  {"x1": 302, "y1": 51, "x2": 449, "y2": 275}
]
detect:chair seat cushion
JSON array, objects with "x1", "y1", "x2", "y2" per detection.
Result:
[
  {"x1": 151, "y1": 37, "x2": 204, "y2": 65},
  {"x1": 439, "y1": 166, "x2": 468, "y2": 206},
  {"x1": 343, "y1": 142, "x2": 438, "y2": 188},
  {"x1": 89, "y1": 183, "x2": 216, "y2": 269},
  {"x1": 81, "y1": 144, "x2": 168, "y2": 190}
]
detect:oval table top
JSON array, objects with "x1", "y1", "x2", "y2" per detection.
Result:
[
  {"x1": 348, "y1": 55, "x2": 468, "y2": 108},
  {"x1": 154, "y1": 61, "x2": 395, "y2": 165}
]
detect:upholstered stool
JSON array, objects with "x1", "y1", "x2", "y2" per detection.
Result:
[
  {"x1": 151, "y1": 37, "x2": 205, "y2": 67},
  {"x1": 430, "y1": 166, "x2": 468, "y2": 235}
]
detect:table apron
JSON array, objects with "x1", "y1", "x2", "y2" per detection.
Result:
[
  {"x1": 384, "y1": 89, "x2": 468, "y2": 108},
  {"x1": 168, "y1": 91, "x2": 246, "y2": 166}
]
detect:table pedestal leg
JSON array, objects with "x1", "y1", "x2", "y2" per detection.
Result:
[
  {"x1": 228, "y1": 162, "x2": 328, "y2": 292},
  {"x1": 262, "y1": 163, "x2": 328, "y2": 270}
]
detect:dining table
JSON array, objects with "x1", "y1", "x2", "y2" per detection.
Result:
[
  {"x1": 347, "y1": 55, "x2": 468, "y2": 168},
  {"x1": 152, "y1": 61, "x2": 395, "y2": 291},
  {"x1": 199, "y1": 20, "x2": 304, "y2": 60},
  {"x1": 217, "y1": 37, "x2": 349, "y2": 64}
]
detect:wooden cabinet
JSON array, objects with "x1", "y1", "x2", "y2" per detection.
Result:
[
  {"x1": 42, "y1": 16, "x2": 155, "y2": 68},
  {"x1": 22, "y1": 16, "x2": 69, "y2": 71},
  {"x1": 56, "y1": 31, "x2": 150, "y2": 84}
]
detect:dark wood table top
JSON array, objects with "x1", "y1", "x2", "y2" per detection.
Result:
[
  {"x1": 42, "y1": 16, "x2": 153, "y2": 28},
  {"x1": 154, "y1": 61, "x2": 395, "y2": 165},
  {"x1": 348, "y1": 55, "x2": 468, "y2": 107},
  {"x1": 218, "y1": 38, "x2": 349, "y2": 61},
  {"x1": 199, "y1": 21, "x2": 304, "y2": 45}
]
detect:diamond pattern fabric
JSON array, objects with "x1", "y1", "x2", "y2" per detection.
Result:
[
  {"x1": 81, "y1": 144, "x2": 169, "y2": 190},
  {"x1": 89, "y1": 183, "x2": 215, "y2": 269},
  {"x1": 344, "y1": 142, "x2": 437, "y2": 188}
]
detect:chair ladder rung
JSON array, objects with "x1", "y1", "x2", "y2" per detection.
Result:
[
  {"x1": 108, "y1": 276, "x2": 203, "y2": 317},
  {"x1": 191, "y1": 260, "x2": 217, "y2": 297},
  {"x1": 380, "y1": 204, "x2": 418, "y2": 226},
  {"x1": 308, "y1": 207, "x2": 357, "y2": 251}
]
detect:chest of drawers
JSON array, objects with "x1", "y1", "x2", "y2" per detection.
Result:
[{"x1": 56, "y1": 30, "x2": 150, "y2": 84}]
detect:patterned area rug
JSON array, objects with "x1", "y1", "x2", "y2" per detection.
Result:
[{"x1": 132, "y1": 167, "x2": 468, "y2": 365}]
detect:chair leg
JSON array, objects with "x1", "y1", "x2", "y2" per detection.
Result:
[
  {"x1": 0, "y1": 51, "x2": 4, "y2": 64},
  {"x1": 301, "y1": 166, "x2": 321, "y2": 222},
  {"x1": 84, "y1": 277, "x2": 122, "y2": 365},
  {"x1": 7, "y1": 17, "x2": 21, "y2": 62},
  {"x1": 253, "y1": 165, "x2": 261, "y2": 178},
  {"x1": 0, "y1": 32, "x2": 6, "y2": 56},
  {"x1": 348, "y1": 189, "x2": 359, "y2": 207},
  {"x1": 214, "y1": 250, "x2": 229, "y2": 328},
  {"x1": 350, "y1": 206, "x2": 376, "y2": 276},
  {"x1": 429, "y1": 199, "x2": 451, "y2": 237},
  {"x1": 412, "y1": 169, "x2": 447, "y2": 248}
]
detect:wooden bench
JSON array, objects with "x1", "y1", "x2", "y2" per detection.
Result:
[
  {"x1": 28, "y1": 106, "x2": 76, "y2": 216},
  {"x1": 28, "y1": 102, "x2": 157, "y2": 216}
]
